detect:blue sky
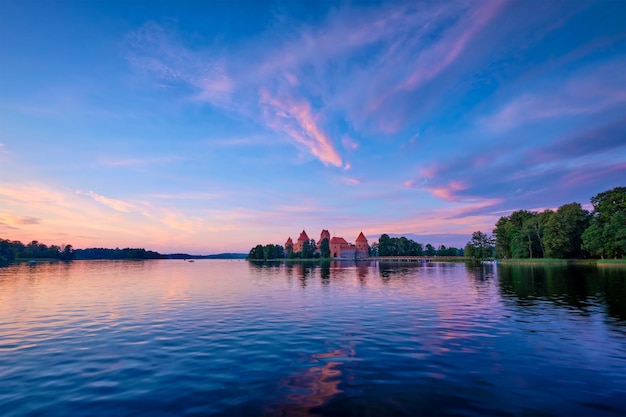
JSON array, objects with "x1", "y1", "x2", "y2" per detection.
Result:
[{"x1": 1, "y1": 0, "x2": 625, "y2": 253}]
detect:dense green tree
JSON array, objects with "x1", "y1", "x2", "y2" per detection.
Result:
[
  {"x1": 378, "y1": 234, "x2": 392, "y2": 256},
  {"x1": 59, "y1": 244, "x2": 74, "y2": 261},
  {"x1": 0, "y1": 239, "x2": 16, "y2": 266},
  {"x1": 465, "y1": 231, "x2": 495, "y2": 261},
  {"x1": 583, "y1": 187, "x2": 626, "y2": 258},
  {"x1": 320, "y1": 238, "x2": 330, "y2": 258},
  {"x1": 301, "y1": 239, "x2": 316, "y2": 259},
  {"x1": 375, "y1": 235, "x2": 459, "y2": 257},
  {"x1": 494, "y1": 210, "x2": 544, "y2": 259},
  {"x1": 248, "y1": 244, "x2": 265, "y2": 260},
  {"x1": 493, "y1": 216, "x2": 513, "y2": 258},
  {"x1": 376, "y1": 235, "x2": 459, "y2": 257},
  {"x1": 509, "y1": 210, "x2": 539, "y2": 258},
  {"x1": 248, "y1": 244, "x2": 279, "y2": 260},
  {"x1": 543, "y1": 203, "x2": 590, "y2": 258}
]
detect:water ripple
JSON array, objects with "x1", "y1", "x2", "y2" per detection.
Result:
[{"x1": 0, "y1": 260, "x2": 625, "y2": 416}]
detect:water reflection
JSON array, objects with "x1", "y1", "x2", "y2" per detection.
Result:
[
  {"x1": 268, "y1": 349, "x2": 351, "y2": 416},
  {"x1": 247, "y1": 260, "x2": 376, "y2": 286},
  {"x1": 498, "y1": 264, "x2": 626, "y2": 322},
  {"x1": 247, "y1": 260, "x2": 626, "y2": 325},
  {"x1": 1, "y1": 260, "x2": 625, "y2": 417}
]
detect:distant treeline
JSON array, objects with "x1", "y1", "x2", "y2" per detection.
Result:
[
  {"x1": 0, "y1": 239, "x2": 247, "y2": 266},
  {"x1": 74, "y1": 248, "x2": 165, "y2": 260},
  {"x1": 373, "y1": 234, "x2": 464, "y2": 257},
  {"x1": 467, "y1": 186, "x2": 625, "y2": 260},
  {"x1": 167, "y1": 253, "x2": 247, "y2": 259},
  {"x1": 0, "y1": 240, "x2": 165, "y2": 265},
  {"x1": 0, "y1": 239, "x2": 75, "y2": 266}
]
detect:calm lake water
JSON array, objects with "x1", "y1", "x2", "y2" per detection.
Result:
[{"x1": 1, "y1": 260, "x2": 625, "y2": 416}]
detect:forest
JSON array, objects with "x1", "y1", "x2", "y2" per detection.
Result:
[
  {"x1": 468, "y1": 186, "x2": 625, "y2": 260},
  {"x1": 0, "y1": 240, "x2": 75, "y2": 266},
  {"x1": 0, "y1": 240, "x2": 165, "y2": 266}
]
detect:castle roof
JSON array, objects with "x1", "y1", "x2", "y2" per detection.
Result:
[
  {"x1": 356, "y1": 232, "x2": 368, "y2": 242},
  {"x1": 330, "y1": 236, "x2": 349, "y2": 245},
  {"x1": 297, "y1": 230, "x2": 310, "y2": 242},
  {"x1": 285, "y1": 237, "x2": 293, "y2": 246},
  {"x1": 320, "y1": 229, "x2": 330, "y2": 239}
]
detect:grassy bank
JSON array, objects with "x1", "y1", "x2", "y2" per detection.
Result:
[
  {"x1": 498, "y1": 258, "x2": 626, "y2": 266},
  {"x1": 597, "y1": 259, "x2": 626, "y2": 266}
]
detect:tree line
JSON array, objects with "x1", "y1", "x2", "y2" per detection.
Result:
[
  {"x1": 0, "y1": 239, "x2": 75, "y2": 266},
  {"x1": 465, "y1": 186, "x2": 625, "y2": 260},
  {"x1": 74, "y1": 248, "x2": 164, "y2": 260},
  {"x1": 248, "y1": 244, "x2": 286, "y2": 260},
  {"x1": 373, "y1": 234, "x2": 464, "y2": 257},
  {"x1": 0, "y1": 239, "x2": 168, "y2": 266}
]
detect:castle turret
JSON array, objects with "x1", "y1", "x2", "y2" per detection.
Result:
[
  {"x1": 318, "y1": 229, "x2": 331, "y2": 248},
  {"x1": 294, "y1": 230, "x2": 310, "y2": 252},
  {"x1": 355, "y1": 232, "x2": 369, "y2": 258},
  {"x1": 285, "y1": 237, "x2": 294, "y2": 256}
]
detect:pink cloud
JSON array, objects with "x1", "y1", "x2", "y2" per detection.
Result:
[
  {"x1": 0, "y1": 214, "x2": 41, "y2": 227},
  {"x1": 125, "y1": 2, "x2": 507, "y2": 162},
  {"x1": 400, "y1": 0, "x2": 504, "y2": 92},
  {"x1": 429, "y1": 181, "x2": 468, "y2": 202},
  {"x1": 365, "y1": 0, "x2": 505, "y2": 123},
  {"x1": 259, "y1": 90, "x2": 343, "y2": 167},
  {"x1": 341, "y1": 177, "x2": 361, "y2": 186}
]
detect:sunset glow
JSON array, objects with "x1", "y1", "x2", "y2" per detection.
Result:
[{"x1": 1, "y1": 1, "x2": 624, "y2": 253}]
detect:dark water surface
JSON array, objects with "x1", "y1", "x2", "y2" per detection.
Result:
[{"x1": 1, "y1": 260, "x2": 625, "y2": 416}]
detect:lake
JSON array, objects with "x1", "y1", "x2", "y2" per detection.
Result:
[{"x1": 1, "y1": 260, "x2": 625, "y2": 416}]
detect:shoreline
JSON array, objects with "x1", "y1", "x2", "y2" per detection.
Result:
[{"x1": 497, "y1": 258, "x2": 626, "y2": 266}]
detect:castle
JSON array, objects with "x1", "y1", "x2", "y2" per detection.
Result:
[{"x1": 285, "y1": 229, "x2": 369, "y2": 259}]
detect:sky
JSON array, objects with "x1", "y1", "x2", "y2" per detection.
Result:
[{"x1": 1, "y1": 0, "x2": 625, "y2": 254}]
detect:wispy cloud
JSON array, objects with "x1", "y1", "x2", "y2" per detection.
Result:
[
  {"x1": 97, "y1": 154, "x2": 183, "y2": 167},
  {"x1": 404, "y1": 116, "x2": 626, "y2": 215},
  {"x1": 341, "y1": 176, "x2": 361, "y2": 186},
  {"x1": 126, "y1": 22, "x2": 233, "y2": 105},
  {"x1": 0, "y1": 214, "x2": 41, "y2": 227},
  {"x1": 484, "y1": 59, "x2": 626, "y2": 131},
  {"x1": 367, "y1": 0, "x2": 505, "y2": 117},
  {"x1": 259, "y1": 90, "x2": 343, "y2": 167},
  {"x1": 145, "y1": 192, "x2": 220, "y2": 200},
  {"x1": 125, "y1": 0, "x2": 507, "y2": 165},
  {"x1": 78, "y1": 190, "x2": 138, "y2": 213}
]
